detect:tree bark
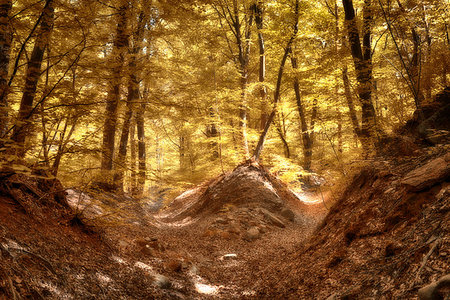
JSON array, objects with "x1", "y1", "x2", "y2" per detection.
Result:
[
  {"x1": 342, "y1": 0, "x2": 377, "y2": 153},
  {"x1": 290, "y1": 52, "x2": 317, "y2": 171},
  {"x1": 253, "y1": 1, "x2": 268, "y2": 131},
  {"x1": 233, "y1": 0, "x2": 253, "y2": 157},
  {"x1": 0, "y1": 0, "x2": 12, "y2": 138},
  {"x1": 114, "y1": 11, "x2": 145, "y2": 192},
  {"x1": 100, "y1": 1, "x2": 129, "y2": 178},
  {"x1": 129, "y1": 120, "x2": 138, "y2": 194},
  {"x1": 206, "y1": 107, "x2": 219, "y2": 159},
  {"x1": 11, "y1": 0, "x2": 54, "y2": 158},
  {"x1": 342, "y1": 65, "x2": 362, "y2": 139},
  {"x1": 136, "y1": 92, "x2": 147, "y2": 195},
  {"x1": 410, "y1": 28, "x2": 424, "y2": 106},
  {"x1": 253, "y1": 0, "x2": 299, "y2": 161}
]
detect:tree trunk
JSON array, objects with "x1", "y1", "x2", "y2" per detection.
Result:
[
  {"x1": 52, "y1": 116, "x2": 77, "y2": 176},
  {"x1": 136, "y1": 94, "x2": 147, "y2": 195},
  {"x1": 291, "y1": 52, "x2": 317, "y2": 171},
  {"x1": 100, "y1": 1, "x2": 129, "y2": 180},
  {"x1": 253, "y1": 0, "x2": 299, "y2": 161},
  {"x1": 253, "y1": 1, "x2": 268, "y2": 131},
  {"x1": 114, "y1": 11, "x2": 145, "y2": 192},
  {"x1": 0, "y1": 0, "x2": 12, "y2": 138},
  {"x1": 410, "y1": 28, "x2": 425, "y2": 106},
  {"x1": 10, "y1": 0, "x2": 54, "y2": 158},
  {"x1": 275, "y1": 112, "x2": 290, "y2": 158},
  {"x1": 206, "y1": 107, "x2": 219, "y2": 159},
  {"x1": 342, "y1": 0, "x2": 377, "y2": 153},
  {"x1": 129, "y1": 120, "x2": 138, "y2": 194},
  {"x1": 342, "y1": 65, "x2": 362, "y2": 139}
]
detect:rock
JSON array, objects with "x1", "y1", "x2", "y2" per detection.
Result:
[
  {"x1": 153, "y1": 274, "x2": 171, "y2": 289},
  {"x1": 418, "y1": 274, "x2": 450, "y2": 300},
  {"x1": 260, "y1": 208, "x2": 286, "y2": 228},
  {"x1": 243, "y1": 226, "x2": 260, "y2": 241},
  {"x1": 401, "y1": 153, "x2": 450, "y2": 191},
  {"x1": 220, "y1": 254, "x2": 238, "y2": 260},
  {"x1": 215, "y1": 217, "x2": 227, "y2": 225},
  {"x1": 140, "y1": 245, "x2": 155, "y2": 256},
  {"x1": 165, "y1": 259, "x2": 183, "y2": 272},
  {"x1": 280, "y1": 208, "x2": 295, "y2": 222},
  {"x1": 218, "y1": 230, "x2": 231, "y2": 239},
  {"x1": 228, "y1": 222, "x2": 241, "y2": 235}
]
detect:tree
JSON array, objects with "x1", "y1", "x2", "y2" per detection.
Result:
[
  {"x1": 114, "y1": 9, "x2": 146, "y2": 192},
  {"x1": 99, "y1": 0, "x2": 129, "y2": 188},
  {"x1": 214, "y1": 0, "x2": 254, "y2": 157},
  {"x1": 0, "y1": 0, "x2": 12, "y2": 138},
  {"x1": 10, "y1": 0, "x2": 54, "y2": 158},
  {"x1": 342, "y1": 0, "x2": 378, "y2": 153},
  {"x1": 253, "y1": 0, "x2": 299, "y2": 161}
]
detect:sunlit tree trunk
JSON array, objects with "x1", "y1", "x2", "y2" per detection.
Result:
[
  {"x1": 342, "y1": 65, "x2": 362, "y2": 140},
  {"x1": 100, "y1": 1, "x2": 129, "y2": 184},
  {"x1": 410, "y1": 28, "x2": 425, "y2": 106},
  {"x1": 11, "y1": 0, "x2": 54, "y2": 158},
  {"x1": 129, "y1": 120, "x2": 138, "y2": 194},
  {"x1": 52, "y1": 116, "x2": 77, "y2": 176},
  {"x1": 275, "y1": 112, "x2": 290, "y2": 158},
  {"x1": 215, "y1": 0, "x2": 253, "y2": 157},
  {"x1": 114, "y1": 11, "x2": 145, "y2": 192},
  {"x1": 253, "y1": 0, "x2": 299, "y2": 161},
  {"x1": 342, "y1": 0, "x2": 378, "y2": 153},
  {"x1": 0, "y1": 0, "x2": 12, "y2": 138},
  {"x1": 206, "y1": 107, "x2": 219, "y2": 159},
  {"x1": 253, "y1": 1, "x2": 267, "y2": 131},
  {"x1": 136, "y1": 91, "x2": 147, "y2": 195},
  {"x1": 233, "y1": 0, "x2": 253, "y2": 157},
  {"x1": 291, "y1": 53, "x2": 317, "y2": 171}
]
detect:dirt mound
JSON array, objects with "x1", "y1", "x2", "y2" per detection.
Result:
[
  {"x1": 0, "y1": 169, "x2": 201, "y2": 299},
  {"x1": 0, "y1": 167, "x2": 69, "y2": 219},
  {"x1": 157, "y1": 160, "x2": 323, "y2": 241},
  {"x1": 254, "y1": 146, "x2": 450, "y2": 299}
]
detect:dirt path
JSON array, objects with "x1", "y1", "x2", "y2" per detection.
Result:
[{"x1": 153, "y1": 191, "x2": 327, "y2": 299}]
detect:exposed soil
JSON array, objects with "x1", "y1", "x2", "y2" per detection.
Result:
[{"x1": 0, "y1": 146, "x2": 449, "y2": 299}]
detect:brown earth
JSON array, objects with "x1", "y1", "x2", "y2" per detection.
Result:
[{"x1": 0, "y1": 146, "x2": 449, "y2": 299}]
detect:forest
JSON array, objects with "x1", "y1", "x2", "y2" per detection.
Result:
[{"x1": 0, "y1": 0, "x2": 448, "y2": 299}]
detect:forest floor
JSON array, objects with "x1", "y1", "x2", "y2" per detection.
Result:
[{"x1": 0, "y1": 144, "x2": 449, "y2": 299}]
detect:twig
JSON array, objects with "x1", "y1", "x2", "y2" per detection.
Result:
[{"x1": 412, "y1": 237, "x2": 441, "y2": 287}]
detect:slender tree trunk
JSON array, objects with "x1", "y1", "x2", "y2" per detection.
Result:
[
  {"x1": 291, "y1": 53, "x2": 317, "y2": 170},
  {"x1": 410, "y1": 28, "x2": 424, "y2": 105},
  {"x1": 303, "y1": 99, "x2": 318, "y2": 171},
  {"x1": 136, "y1": 94, "x2": 147, "y2": 195},
  {"x1": 229, "y1": 0, "x2": 253, "y2": 157},
  {"x1": 337, "y1": 109, "x2": 343, "y2": 154},
  {"x1": 52, "y1": 117, "x2": 76, "y2": 176},
  {"x1": 0, "y1": 0, "x2": 12, "y2": 138},
  {"x1": 129, "y1": 120, "x2": 137, "y2": 194},
  {"x1": 100, "y1": 1, "x2": 129, "y2": 180},
  {"x1": 343, "y1": 0, "x2": 377, "y2": 153},
  {"x1": 253, "y1": 0, "x2": 299, "y2": 161},
  {"x1": 275, "y1": 112, "x2": 290, "y2": 158},
  {"x1": 206, "y1": 107, "x2": 219, "y2": 159},
  {"x1": 11, "y1": 0, "x2": 54, "y2": 158},
  {"x1": 253, "y1": 1, "x2": 267, "y2": 131},
  {"x1": 342, "y1": 65, "x2": 362, "y2": 139},
  {"x1": 114, "y1": 12, "x2": 145, "y2": 192},
  {"x1": 114, "y1": 80, "x2": 136, "y2": 192}
]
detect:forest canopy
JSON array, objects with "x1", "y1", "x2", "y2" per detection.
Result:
[{"x1": 0, "y1": 0, "x2": 448, "y2": 194}]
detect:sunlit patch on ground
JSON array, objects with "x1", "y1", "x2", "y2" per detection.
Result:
[
  {"x1": 195, "y1": 283, "x2": 221, "y2": 294},
  {"x1": 294, "y1": 190, "x2": 326, "y2": 205}
]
